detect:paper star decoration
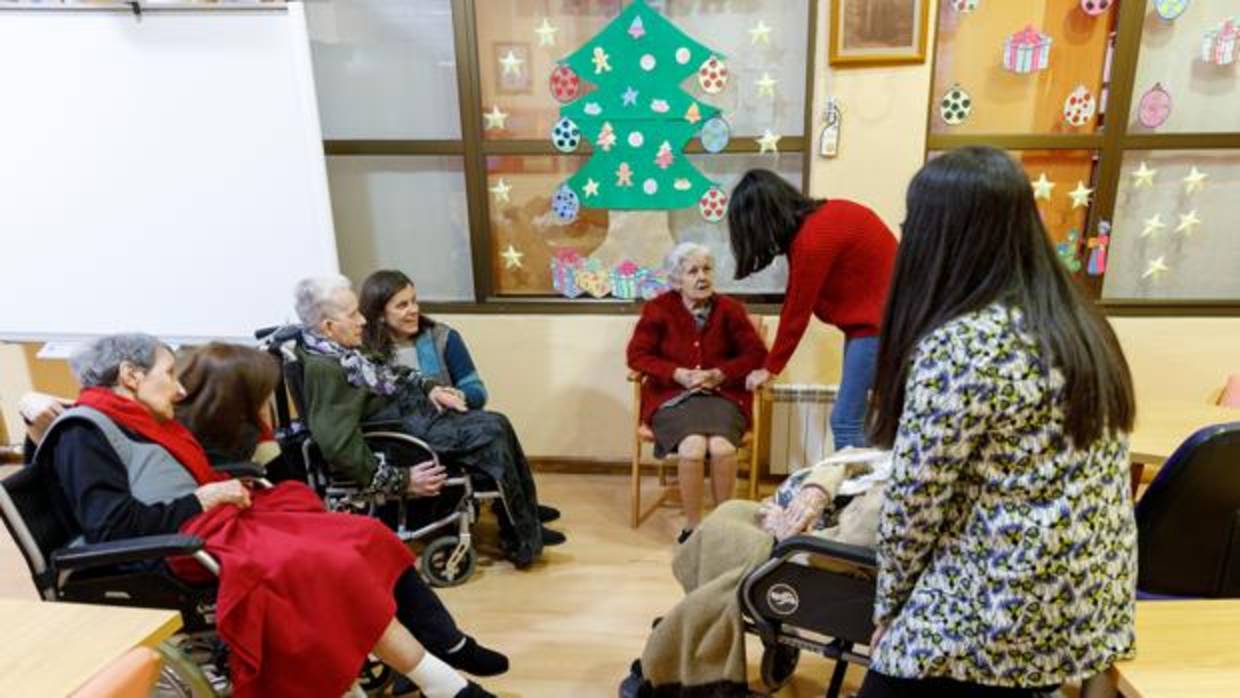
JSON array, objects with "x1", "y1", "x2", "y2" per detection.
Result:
[
  {"x1": 1131, "y1": 162, "x2": 1157, "y2": 188},
  {"x1": 1183, "y1": 167, "x2": 1208, "y2": 195},
  {"x1": 1140, "y1": 214, "x2": 1166, "y2": 238},
  {"x1": 1068, "y1": 181, "x2": 1094, "y2": 209},
  {"x1": 582, "y1": 178, "x2": 600, "y2": 198},
  {"x1": 756, "y1": 130, "x2": 781, "y2": 154},
  {"x1": 622, "y1": 87, "x2": 639, "y2": 107},
  {"x1": 756, "y1": 73, "x2": 778, "y2": 98},
  {"x1": 748, "y1": 20, "x2": 773, "y2": 45},
  {"x1": 1142, "y1": 256, "x2": 1168, "y2": 280},
  {"x1": 483, "y1": 105, "x2": 508, "y2": 130},
  {"x1": 534, "y1": 18, "x2": 558, "y2": 47},
  {"x1": 499, "y1": 50, "x2": 524, "y2": 76},
  {"x1": 489, "y1": 178, "x2": 511, "y2": 203},
  {"x1": 1176, "y1": 210, "x2": 1201, "y2": 235},
  {"x1": 500, "y1": 244, "x2": 524, "y2": 270},
  {"x1": 1031, "y1": 173, "x2": 1056, "y2": 201}
]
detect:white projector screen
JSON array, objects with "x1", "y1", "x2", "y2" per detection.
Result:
[{"x1": 0, "y1": 2, "x2": 338, "y2": 343}]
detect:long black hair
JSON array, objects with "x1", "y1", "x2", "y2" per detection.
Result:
[
  {"x1": 727, "y1": 169, "x2": 822, "y2": 279},
  {"x1": 359, "y1": 269, "x2": 436, "y2": 358},
  {"x1": 867, "y1": 146, "x2": 1134, "y2": 448}
]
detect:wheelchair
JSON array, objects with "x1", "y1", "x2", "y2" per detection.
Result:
[{"x1": 257, "y1": 325, "x2": 500, "y2": 587}]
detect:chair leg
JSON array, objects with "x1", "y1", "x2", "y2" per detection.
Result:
[
  {"x1": 824, "y1": 642, "x2": 852, "y2": 698},
  {"x1": 631, "y1": 434, "x2": 642, "y2": 529}
]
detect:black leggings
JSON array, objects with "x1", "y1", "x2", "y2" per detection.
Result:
[
  {"x1": 858, "y1": 671, "x2": 1057, "y2": 698},
  {"x1": 392, "y1": 568, "x2": 464, "y2": 654}
]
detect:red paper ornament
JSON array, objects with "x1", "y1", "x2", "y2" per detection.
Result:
[
  {"x1": 697, "y1": 57, "x2": 729, "y2": 95},
  {"x1": 698, "y1": 187, "x2": 728, "y2": 223},
  {"x1": 549, "y1": 65, "x2": 581, "y2": 104}
]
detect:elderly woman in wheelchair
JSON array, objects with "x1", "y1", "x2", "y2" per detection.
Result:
[
  {"x1": 292, "y1": 275, "x2": 563, "y2": 569},
  {"x1": 11, "y1": 334, "x2": 500, "y2": 698}
]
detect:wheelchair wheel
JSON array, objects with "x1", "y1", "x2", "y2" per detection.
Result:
[
  {"x1": 155, "y1": 640, "x2": 219, "y2": 697},
  {"x1": 358, "y1": 657, "x2": 395, "y2": 696},
  {"x1": 759, "y1": 640, "x2": 800, "y2": 692},
  {"x1": 419, "y1": 535, "x2": 477, "y2": 587}
]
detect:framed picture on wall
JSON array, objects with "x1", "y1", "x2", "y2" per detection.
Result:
[
  {"x1": 829, "y1": 0, "x2": 929, "y2": 66},
  {"x1": 493, "y1": 42, "x2": 532, "y2": 95}
]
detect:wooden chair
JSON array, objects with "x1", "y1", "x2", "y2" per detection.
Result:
[{"x1": 628, "y1": 318, "x2": 769, "y2": 528}]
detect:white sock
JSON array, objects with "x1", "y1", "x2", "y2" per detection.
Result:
[{"x1": 408, "y1": 652, "x2": 468, "y2": 698}]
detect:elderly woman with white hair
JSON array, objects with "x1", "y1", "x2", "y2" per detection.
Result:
[
  {"x1": 626, "y1": 243, "x2": 768, "y2": 542},
  {"x1": 292, "y1": 275, "x2": 563, "y2": 569}
]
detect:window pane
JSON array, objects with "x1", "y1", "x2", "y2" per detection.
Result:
[
  {"x1": 930, "y1": 0, "x2": 1115, "y2": 135},
  {"x1": 1103, "y1": 149, "x2": 1240, "y2": 300},
  {"x1": 327, "y1": 156, "x2": 474, "y2": 301},
  {"x1": 307, "y1": 0, "x2": 461, "y2": 139},
  {"x1": 487, "y1": 153, "x2": 798, "y2": 296},
  {"x1": 476, "y1": 0, "x2": 809, "y2": 140},
  {"x1": 1129, "y1": 2, "x2": 1240, "y2": 134}
]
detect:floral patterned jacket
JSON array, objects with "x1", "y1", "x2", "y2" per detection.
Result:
[{"x1": 871, "y1": 304, "x2": 1136, "y2": 687}]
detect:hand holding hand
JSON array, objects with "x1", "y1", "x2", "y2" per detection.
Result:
[
  {"x1": 407, "y1": 461, "x2": 448, "y2": 497},
  {"x1": 194, "y1": 480, "x2": 252, "y2": 512},
  {"x1": 429, "y1": 387, "x2": 468, "y2": 413}
]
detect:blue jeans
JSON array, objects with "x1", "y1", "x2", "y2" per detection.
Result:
[{"x1": 831, "y1": 335, "x2": 878, "y2": 451}]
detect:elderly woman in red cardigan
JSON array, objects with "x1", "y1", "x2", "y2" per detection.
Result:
[{"x1": 627, "y1": 243, "x2": 768, "y2": 542}]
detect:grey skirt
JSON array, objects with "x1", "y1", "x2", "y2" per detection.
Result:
[{"x1": 651, "y1": 394, "x2": 745, "y2": 458}]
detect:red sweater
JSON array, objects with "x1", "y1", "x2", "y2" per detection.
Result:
[
  {"x1": 627, "y1": 292, "x2": 768, "y2": 428},
  {"x1": 766, "y1": 199, "x2": 898, "y2": 374}
]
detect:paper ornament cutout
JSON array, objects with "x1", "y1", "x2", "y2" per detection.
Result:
[
  {"x1": 1031, "y1": 172, "x2": 1056, "y2": 201},
  {"x1": 549, "y1": 65, "x2": 581, "y2": 103},
  {"x1": 1176, "y1": 210, "x2": 1202, "y2": 235},
  {"x1": 650, "y1": 99, "x2": 670, "y2": 114},
  {"x1": 1063, "y1": 85, "x2": 1097, "y2": 127},
  {"x1": 582, "y1": 178, "x2": 600, "y2": 198},
  {"x1": 699, "y1": 187, "x2": 728, "y2": 223},
  {"x1": 1183, "y1": 166, "x2": 1208, "y2": 194},
  {"x1": 483, "y1": 105, "x2": 509, "y2": 131},
  {"x1": 700, "y1": 117, "x2": 730, "y2": 153},
  {"x1": 552, "y1": 117, "x2": 582, "y2": 153},
  {"x1": 940, "y1": 84, "x2": 973, "y2": 126},
  {"x1": 551, "y1": 184, "x2": 580, "y2": 223},
  {"x1": 592, "y1": 46, "x2": 612, "y2": 74},
  {"x1": 1003, "y1": 26, "x2": 1052, "y2": 74},
  {"x1": 951, "y1": 0, "x2": 979, "y2": 12},
  {"x1": 757, "y1": 130, "x2": 781, "y2": 154},
  {"x1": 628, "y1": 15, "x2": 646, "y2": 40},
  {"x1": 674, "y1": 179, "x2": 692, "y2": 191},
  {"x1": 1201, "y1": 18, "x2": 1239, "y2": 66},
  {"x1": 749, "y1": 20, "x2": 773, "y2": 45},
  {"x1": 499, "y1": 50, "x2": 524, "y2": 76},
  {"x1": 1155, "y1": 0, "x2": 1190, "y2": 21},
  {"x1": 676, "y1": 48, "x2": 692, "y2": 65},
  {"x1": 596, "y1": 122, "x2": 617, "y2": 151},
  {"x1": 698, "y1": 57, "x2": 729, "y2": 94},
  {"x1": 684, "y1": 103, "x2": 702, "y2": 124},
  {"x1": 1131, "y1": 162, "x2": 1157, "y2": 187},
  {"x1": 654, "y1": 141, "x2": 675, "y2": 169},
  {"x1": 642, "y1": 178, "x2": 659, "y2": 195},
  {"x1": 640, "y1": 54, "x2": 657, "y2": 71},
  {"x1": 1087, "y1": 222, "x2": 1110, "y2": 276},
  {"x1": 535, "y1": 18, "x2": 559, "y2": 47},
  {"x1": 1080, "y1": 0, "x2": 1112, "y2": 16},
  {"x1": 500, "y1": 244, "x2": 525, "y2": 269},
  {"x1": 489, "y1": 178, "x2": 512, "y2": 203},
  {"x1": 1143, "y1": 256, "x2": 1169, "y2": 280},
  {"x1": 584, "y1": 102, "x2": 603, "y2": 116},
  {"x1": 1056, "y1": 229, "x2": 1082, "y2": 273},
  {"x1": 628, "y1": 131, "x2": 645, "y2": 148},
  {"x1": 550, "y1": 249, "x2": 585, "y2": 298},
  {"x1": 1141, "y1": 214, "x2": 1166, "y2": 238},
  {"x1": 1138, "y1": 83, "x2": 1173, "y2": 128},
  {"x1": 616, "y1": 162, "x2": 634, "y2": 187},
  {"x1": 756, "y1": 72, "x2": 778, "y2": 98},
  {"x1": 622, "y1": 87, "x2": 639, "y2": 107},
  {"x1": 1068, "y1": 181, "x2": 1093, "y2": 209}
]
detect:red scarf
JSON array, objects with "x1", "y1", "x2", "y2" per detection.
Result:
[{"x1": 76, "y1": 387, "x2": 225, "y2": 485}]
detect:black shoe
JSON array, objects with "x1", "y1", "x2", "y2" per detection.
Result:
[
  {"x1": 390, "y1": 674, "x2": 418, "y2": 697},
  {"x1": 454, "y1": 681, "x2": 496, "y2": 698},
  {"x1": 619, "y1": 660, "x2": 648, "y2": 698},
  {"x1": 446, "y1": 636, "x2": 509, "y2": 677},
  {"x1": 541, "y1": 526, "x2": 567, "y2": 546},
  {"x1": 677, "y1": 528, "x2": 694, "y2": 544},
  {"x1": 538, "y1": 504, "x2": 561, "y2": 522}
]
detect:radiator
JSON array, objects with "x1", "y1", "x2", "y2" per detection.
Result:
[{"x1": 767, "y1": 384, "x2": 838, "y2": 475}]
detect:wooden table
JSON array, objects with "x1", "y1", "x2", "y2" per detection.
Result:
[
  {"x1": 0, "y1": 597, "x2": 181, "y2": 696},
  {"x1": 1112, "y1": 600, "x2": 1240, "y2": 698},
  {"x1": 1129, "y1": 401, "x2": 1238, "y2": 468}
]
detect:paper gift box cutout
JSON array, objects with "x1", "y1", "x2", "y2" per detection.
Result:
[
  {"x1": 639, "y1": 268, "x2": 671, "y2": 300},
  {"x1": 1201, "y1": 18, "x2": 1239, "y2": 66},
  {"x1": 611, "y1": 260, "x2": 647, "y2": 300},
  {"x1": 1087, "y1": 222, "x2": 1110, "y2": 276},
  {"x1": 1003, "y1": 25, "x2": 1052, "y2": 74},
  {"x1": 550, "y1": 249, "x2": 585, "y2": 298},
  {"x1": 576, "y1": 257, "x2": 613, "y2": 298}
]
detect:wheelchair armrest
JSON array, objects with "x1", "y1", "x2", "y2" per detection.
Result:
[
  {"x1": 772, "y1": 535, "x2": 878, "y2": 569},
  {"x1": 214, "y1": 461, "x2": 267, "y2": 480},
  {"x1": 626, "y1": 370, "x2": 643, "y2": 383},
  {"x1": 52, "y1": 534, "x2": 205, "y2": 571},
  {"x1": 361, "y1": 419, "x2": 407, "y2": 432}
]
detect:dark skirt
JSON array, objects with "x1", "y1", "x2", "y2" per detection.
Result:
[{"x1": 651, "y1": 394, "x2": 745, "y2": 459}]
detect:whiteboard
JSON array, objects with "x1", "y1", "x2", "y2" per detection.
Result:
[{"x1": 0, "y1": 3, "x2": 338, "y2": 343}]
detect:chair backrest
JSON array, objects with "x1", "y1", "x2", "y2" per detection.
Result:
[
  {"x1": 0, "y1": 463, "x2": 78, "y2": 599},
  {"x1": 1136, "y1": 421, "x2": 1240, "y2": 597},
  {"x1": 70, "y1": 646, "x2": 162, "y2": 698}
]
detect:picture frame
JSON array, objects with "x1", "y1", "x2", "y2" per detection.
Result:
[
  {"x1": 493, "y1": 41, "x2": 532, "y2": 95},
  {"x1": 829, "y1": 0, "x2": 929, "y2": 66}
]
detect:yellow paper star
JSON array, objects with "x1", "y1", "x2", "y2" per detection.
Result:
[
  {"x1": 1175, "y1": 210, "x2": 1201, "y2": 235},
  {"x1": 1031, "y1": 173, "x2": 1055, "y2": 201},
  {"x1": 534, "y1": 18, "x2": 558, "y2": 47},
  {"x1": 483, "y1": 105, "x2": 508, "y2": 130},
  {"x1": 1183, "y1": 167, "x2": 1208, "y2": 195},
  {"x1": 1131, "y1": 162, "x2": 1157, "y2": 188},
  {"x1": 499, "y1": 50, "x2": 524, "y2": 76},
  {"x1": 489, "y1": 178, "x2": 511, "y2": 203},
  {"x1": 756, "y1": 130, "x2": 781, "y2": 154},
  {"x1": 500, "y1": 244, "x2": 524, "y2": 269},
  {"x1": 756, "y1": 73, "x2": 778, "y2": 98},
  {"x1": 1068, "y1": 181, "x2": 1093, "y2": 209},
  {"x1": 1140, "y1": 214, "x2": 1166, "y2": 238},
  {"x1": 582, "y1": 178, "x2": 600, "y2": 198},
  {"x1": 1142, "y1": 256, "x2": 1168, "y2": 280},
  {"x1": 748, "y1": 20, "x2": 773, "y2": 45}
]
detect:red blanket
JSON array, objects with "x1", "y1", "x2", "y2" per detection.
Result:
[{"x1": 179, "y1": 482, "x2": 414, "y2": 698}]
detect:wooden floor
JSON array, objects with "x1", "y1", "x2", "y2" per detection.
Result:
[{"x1": 0, "y1": 469, "x2": 863, "y2": 696}]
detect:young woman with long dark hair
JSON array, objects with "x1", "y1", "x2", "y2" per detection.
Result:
[
  {"x1": 859, "y1": 147, "x2": 1137, "y2": 697},
  {"x1": 727, "y1": 170, "x2": 897, "y2": 450}
]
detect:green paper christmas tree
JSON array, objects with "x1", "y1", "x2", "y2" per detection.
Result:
[{"x1": 556, "y1": 0, "x2": 723, "y2": 210}]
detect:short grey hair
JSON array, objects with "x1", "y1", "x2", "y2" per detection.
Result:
[
  {"x1": 666, "y1": 242, "x2": 714, "y2": 286},
  {"x1": 70, "y1": 333, "x2": 167, "y2": 388},
  {"x1": 294, "y1": 275, "x2": 353, "y2": 328}
]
